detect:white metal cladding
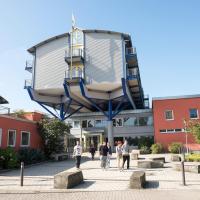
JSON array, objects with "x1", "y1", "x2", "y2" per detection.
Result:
[
  {"x1": 85, "y1": 33, "x2": 123, "y2": 84},
  {"x1": 34, "y1": 36, "x2": 68, "y2": 91}
]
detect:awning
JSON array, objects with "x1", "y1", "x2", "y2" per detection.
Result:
[{"x1": 83, "y1": 129, "x2": 104, "y2": 136}]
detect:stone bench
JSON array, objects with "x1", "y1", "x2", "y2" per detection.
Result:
[
  {"x1": 171, "y1": 154, "x2": 181, "y2": 162},
  {"x1": 52, "y1": 153, "x2": 69, "y2": 161},
  {"x1": 54, "y1": 170, "x2": 83, "y2": 189},
  {"x1": 173, "y1": 162, "x2": 200, "y2": 174},
  {"x1": 137, "y1": 160, "x2": 164, "y2": 168},
  {"x1": 149, "y1": 157, "x2": 165, "y2": 163},
  {"x1": 131, "y1": 153, "x2": 139, "y2": 160},
  {"x1": 130, "y1": 171, "x2": 146, "y2": 189}
]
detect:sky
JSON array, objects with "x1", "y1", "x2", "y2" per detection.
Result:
[{"x1": 0, "y1": 0, "x2": 200, "y2": 112}]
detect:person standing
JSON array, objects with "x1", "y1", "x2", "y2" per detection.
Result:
[
  {"x1": 73, "y1": 140, "x2": 82, "y2": 170},
  {"x1": 106, "y1": 142, "x2": 112, "y2": 168},
  {"x1": 99, "y1": 141, "x2": 109, "y2": 170},
  {"x1": 116, "y1": 141, "x2": 123, "y2": 170},
  {"x1": 89, "y1": 144, "x2": 96, "y2": 160},
  {"x1": 122, "y1": 140, "x2": 130, "y2": 170}
]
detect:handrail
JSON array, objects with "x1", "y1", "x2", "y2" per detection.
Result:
[
  {"x1": 126, "y1": 47, "x2": 136, "y2": 55},
  {"x1": 24, "y1": 79, "x2": 32, "y2": 88},
  {"x1": 25, "y1": 60, "x2": 33, "y2": 73},
  {"x1": 65, "y1": 48, "x2": 84, "y2": 58}
]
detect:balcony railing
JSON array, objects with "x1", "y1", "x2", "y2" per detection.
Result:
[
  {"x1": 24, "y1": 79, "x2": 32, "y2": 89},
  {"x1": 25, "y1": 60, "x2": 33, "y2": 73},
  {"x1": 65, "y1": 68, "x2": 84, "y2": 79},
  {"x1": 65, "y1": 48, "x2": 84, "y2": 57},
  {"x1": 126, "y1": 47, "x2": 136, "y2": 55}
]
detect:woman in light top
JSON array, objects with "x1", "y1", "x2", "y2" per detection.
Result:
[
  {"x1": 116, "y1": 141, "x2": 123, "y2": 170},
  {"x1": 73, "y1": 140, "x2": 82, "y2": 169}
]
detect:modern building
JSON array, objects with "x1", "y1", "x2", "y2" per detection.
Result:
[
  {"x1": 153, "y1": 94, "x2": 200, "y2": 151},
  {"x1": 0, "y1": 112, "x2": 43, "y2": 150},
  {"x1": 67, "y1": 109, "x2": 153, "y2": 150},
  {"x1": 25, "y1": 25, "x2": 149, "y2": 147}
]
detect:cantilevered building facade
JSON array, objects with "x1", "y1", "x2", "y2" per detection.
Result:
[{"x1": 25, "y1": 26, "x2": 149, "y2": 146}]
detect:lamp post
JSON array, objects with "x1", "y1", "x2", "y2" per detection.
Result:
[{"x1": 183, "y1": 119, "x2": 189, "y2": 155}]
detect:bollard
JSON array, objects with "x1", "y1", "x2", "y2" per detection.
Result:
[
  {"x1": 20, "y1": 162, "x2": 24, "y2": 186},
  {"x1": 181, "y1": 161, "x2": 186, "y2": 186}
]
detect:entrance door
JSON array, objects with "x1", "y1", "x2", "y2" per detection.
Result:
[{"x1": 87, "y1": 135, "x2": 99, "y2": 150}]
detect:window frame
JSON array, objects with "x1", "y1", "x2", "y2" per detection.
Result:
[
  {"x1": 20, "y1": 131, "x2": 30, "y2": 147},
  {"x1": 73, "y1": 120, "x2": 80, "y2": 129},
  {"x1": 165, "y1": 110, "x2": 174, "y2": 121},
  {"x1": 189, "y1": 108, "x2": 199, "y2": 119},
  {"x1": 7, "y1": 129, "x2": 16, "y2": 147}
]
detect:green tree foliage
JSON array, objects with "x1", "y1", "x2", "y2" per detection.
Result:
[
  {"x1": 37, "y1": 118, "x2": 70, "y2": 157},
  {"x1": 151, "y1": 143, "x2": 163, "y2": 154},
  {"x1": 168, "y1": 142, "x2": 183, "y2": 154},
  {"x1": 188, "y1": 120, "x2": 200, "y2": 144},
  {"x1": 13, "y1": 109, "x2": 26, "y2": 118}
]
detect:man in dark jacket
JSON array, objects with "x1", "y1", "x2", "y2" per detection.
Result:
[{"x1": 99, "y1": 141, "x2": 109, "y2": 170}]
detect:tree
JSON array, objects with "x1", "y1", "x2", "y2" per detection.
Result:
[
  {"x1": 37, "y1": 118, "x2": 70, "y2": 157},
  {"x1": 13, "y1": 109, "x2": 26, "y2": 118},
  {"x1": 188, "y1": 120, "x2": 200, "y2": 144}
]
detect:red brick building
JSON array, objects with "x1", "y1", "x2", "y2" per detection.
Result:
[
  {"x1": 0, "y1": 112, "x2": 43, "y2": 150},
  {"x1": 152, "y1": 95, "x2": 200, "y2": 151}
]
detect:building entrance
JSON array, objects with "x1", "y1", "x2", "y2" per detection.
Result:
[{"x1": 87, "y1": 135, "x2": 100, "y2": 150}]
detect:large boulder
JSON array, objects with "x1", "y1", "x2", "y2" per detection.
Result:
[
  {"x1": 137, "y1": 160, "x2": 164, "y2": 168},
  {"x1": 171, "y1": 154, "x2": 181, "y2": 162},
  {"x1": 54, "y1": 170, "x2": 83, "y2": 189},
  {"x1": 173, "y1": 162, "x2": 200, "y2": 174},
  {"x1": 150, "y1": 157, "x2": 165, "y2": 163},
  {"x1": 130, "y1": 171, "x2": 146, "y2": 189}
]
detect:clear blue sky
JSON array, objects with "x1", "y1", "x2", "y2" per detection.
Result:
[{"x1": 0, "y1": 0, "x2": 200, "y2": 112}]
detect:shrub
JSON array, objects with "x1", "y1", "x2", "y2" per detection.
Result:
[
  {"x1": 0, "y1": 147, "x2": 19, "y2": 169},
  {"x1": 185, "y1": 154, "x2": 200, "y2": 162},
  {"x1": 17, "y1": 148, "x2": 46, "y2": 165},
  {"x1": 168, "y1": 142, "x2": 183, "y2": 154},
  {"x1": 150, "y1": 143, "x2": 163, "y2": 154},
  {"x1": 140, "y1": 146, "x2": 151, "y2": 154}
]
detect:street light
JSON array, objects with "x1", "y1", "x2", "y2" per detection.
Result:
[{"x1": 183, "y1": 119, "x2": 189, "y2": 155}]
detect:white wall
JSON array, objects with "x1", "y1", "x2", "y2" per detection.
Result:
[
  {"x1": 85, "y1": 32, "x2": 124, "y2": 84},
  {"x1": 34, "y1": 36, "x2": 68, "y2": 91}
]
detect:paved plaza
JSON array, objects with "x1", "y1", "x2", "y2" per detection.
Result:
[{"x1": 0, "y1": 154, "x2": 200, "y2": 199}]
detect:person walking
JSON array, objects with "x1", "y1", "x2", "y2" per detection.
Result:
[
  {"x1": 73, "y1": 140, "x2": 82, "y2": 170},
  {"x1": 122, "y1": 140, "x2": 130, "y2": 170},
  {"x1": 116, "y1": 141, "x2": 123, "y2": 170},
  {"x1": 99, "y1": 141, "x2": 109, "y2": 170},
  {"x1": 106, "y1": 142, "x2": 112, "y2": 168},
  {"x1": 89, "y1": 144, "x2": 96, "y2": 160}
]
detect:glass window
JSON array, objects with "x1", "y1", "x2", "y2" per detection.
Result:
[
  {"x1": 165, "y1": 110, "x2": 174, "y2": 120},
  {"x1": 8, "y1": 130, "x2": 16, "y2": 147},
  {"x1": 82, "y1": 120, "x2": 87, "y2": 128},
  {"x1": 95, "y1": 120, "x2": 102, "y2": 127},
  {"x1": 189, "y1": 108, "x2": 198, "y2": 119},
  {"x1": 123, "y1": 117, "x2": 136, "y2": 126},
  {"x1": 0, "y1": 128, "x2": 2, "y2": 147},
  {"x1": 138, "y1": 117, "x2": 148, "y2": 126},
  {"x1": 74, "y1": 121, "x2": 80, "y2": 128},
  {"x1": 167, "y1": 129, "x2": 175, "y2": 133},
  {"x1": 21, "y1": 131, "x2": 30, "y2": 146},
  {"x1": 87, "y1": 120, "x2": 94, "y2": 127},
  {"x1": 147, "y1": 116, "x2": 153, "y2": 126},
  {"x1": 160, "y1": 129, "x2": 167, "y2": 133},
  {"x1": 175, "y1": 128, "x2": 182, "y2": 132}
]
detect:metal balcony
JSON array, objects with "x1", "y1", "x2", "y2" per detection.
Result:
[
  {"x1": 65, "y1": 68, "x2": 84, "y2": 83},
  {"x1": 64, "y1": 48, "x2": 84, "y2": 65},
  {"x1": 24, "y1": 79, "x2": 32, "y2": 89},
  {"x1": 25, "y1": 60, "x2": 33, "y2": 73},
  {"x1": 126, "y1": 47, "x2": 137, "y2": 66}
]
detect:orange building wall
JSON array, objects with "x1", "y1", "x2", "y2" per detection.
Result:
[
  {"x1": 0, "y1": 116, "x2": 43, "y2": 150},
  {"x1": 152, "y1": 97, "x2": 200, "y2": 150}
]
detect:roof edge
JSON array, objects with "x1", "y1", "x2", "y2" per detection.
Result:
[{"x1": 152, "y1": 94, "x2": 200, "y2": 101}]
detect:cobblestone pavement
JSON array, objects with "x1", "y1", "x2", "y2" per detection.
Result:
[{"x1": 0, "y1": 153, "x2": 200, "y2": 199}]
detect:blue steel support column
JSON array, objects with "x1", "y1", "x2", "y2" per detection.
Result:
[{"x1": 107, "y1": 99, "x2": 113, "y2": 147}]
